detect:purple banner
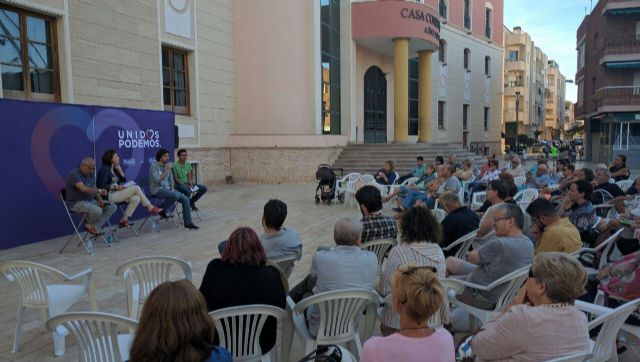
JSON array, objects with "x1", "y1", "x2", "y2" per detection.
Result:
[{"x1": 0, "y1": 99, "x2": 175, "y2": 249}]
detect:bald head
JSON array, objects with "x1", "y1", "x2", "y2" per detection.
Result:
[
  {"x1": 439, "y1": 192, "x2": 461, "y2": 212},
  {"x1": 79, "y1": 157, "x2": 96, "y2": 176},
  {"x1": 334, "y1": 217, "x2": 363, "y2": 246}
]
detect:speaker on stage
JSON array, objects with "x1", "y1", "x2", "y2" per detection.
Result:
[{"x1": 174, "y1": 125, "x2": 179, "y2": 149}]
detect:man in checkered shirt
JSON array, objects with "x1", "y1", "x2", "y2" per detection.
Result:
[{"x1": 355, "y1": 185, "x2": 398, "y2": 242}]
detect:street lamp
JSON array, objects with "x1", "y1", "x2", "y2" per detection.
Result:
[{"x1": 515, "y1": 91, "x2": 520, "y2": 155}]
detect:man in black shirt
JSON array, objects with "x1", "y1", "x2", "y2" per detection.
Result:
[
  {"x1": 439, "y1": 191, "x2": 480, "y2": 257},
  {"x1": 593, "y1": 168, "x2": 626, "y2": 214}
]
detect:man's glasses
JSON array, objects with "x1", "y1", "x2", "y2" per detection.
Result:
[
  {"x1": 528, "y1": 268, "x2": 536, "y2": 279},
  {"x1": 493, "y1": 216, "x2": 511, "y2": 223}
]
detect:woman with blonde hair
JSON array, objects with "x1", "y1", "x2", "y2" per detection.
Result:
[
  {"x1": 363, "y1": 265, "x2": 455, "y2": 362},
  {"x1": 455, "y1": 159, "x2": 474, "y2": 181},
  {"x1": 128, "y1": 280, "x2": 231, "y2": 362},
  {"x1": 471, "y1": 252, "x2": 590, "y2": 361}
]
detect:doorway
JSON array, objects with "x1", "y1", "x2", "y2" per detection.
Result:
[{"x1": 364, "y1": 66, "x2": 387, "y2": 143}]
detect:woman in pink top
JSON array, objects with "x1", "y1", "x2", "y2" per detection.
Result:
[{"x1": 362, "y1": 264, "x2": 455, "y2": 362}]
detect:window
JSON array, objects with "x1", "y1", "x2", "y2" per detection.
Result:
[
  {"x1": 464, "y1": 0, "x2": 471, "y2": 30},
  {"x1": 321, "y1": 0, "x2": 341, "y2": 134},
  {"x1": 162, "y1": 47, "x2": 189, "y2": 115},
  {"x1": 508, "y1": 50, "x2": 518, "y2": 61},
  {"x1": 484, "y1": 56, "x2": 491, "y2": 76},
  {"x1": 484, "y1": 107, "x2": 490, "y2": 131},
  {"x1": 438, "y1": 39, "x2": 446, "y2": 63},
  {"x1": 463, "y1": 104, "x2": 469, "y2": 131},
  {"x1": 464, "y1": 48, "x2": 470, "y2": 71},
  {"x1": 408, "y1": 58, "x2": 419, "y2": 136},
  {"x1": 439, "y1": 0, "x2": 447, "y2": 19},
  {"x1": 485, "y1": 6, "x2": 492, "y2": 38},
  {"x1": 0, "y1": 5, "x2": 58, "y2": 101},
  {"x1": 591, "y1": 77, "x2": 596, "y2": 96},
  {"x1": 577, "y1": 43, "x2": 585, "y2": 70},
  {"x1": 438, "y1": 101, "x2": 446, "y2": 129}
]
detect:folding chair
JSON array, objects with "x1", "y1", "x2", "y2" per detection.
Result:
[
  {"x1": 115, "y1": 202, "x2": 139, "y2": 237},
  {"x1": 59, "y1": 189, "x2": 113, "y2": 255},
  {"x1": 136, "y1": 178, "x2": 179, "y2": 233}
]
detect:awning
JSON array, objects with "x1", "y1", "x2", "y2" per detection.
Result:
[
  {"x1": 605, "y1": 7, "x2": 640, "y2": 15},
  {"x1": 605, "y1": 61, "x2": 640, "y2": 69}
]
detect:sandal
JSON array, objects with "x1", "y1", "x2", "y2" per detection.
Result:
[
  {"x1": 85, "y1": 225, "x2": 104, "y2": 237},
  {"x1": 118, "y1": 219, "x2": 132, "y2": 228},
  {"x1": 148, "y1": 206, "x2": 162, "y2": 215}
]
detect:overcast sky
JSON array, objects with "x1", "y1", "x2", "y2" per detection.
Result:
[{"x1": 504, "y1": 0, "x2": 593, "y2": 103}]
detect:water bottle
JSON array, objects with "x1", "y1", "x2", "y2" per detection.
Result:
[
  {"x1": 86, "y1": 240, "x2": 94, "y2": 254},
  {"x1": 107, "y1": 234, "x2": 113, "y2": 245}
]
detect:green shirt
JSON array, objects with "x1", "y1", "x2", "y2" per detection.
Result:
[{"x1": 173, "y1": 161, "x2": 192, "y2": 183}]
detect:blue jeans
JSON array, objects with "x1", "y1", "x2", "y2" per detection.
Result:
[
  {"x1": 175, "y1": 183, "x2": 208, "y2": 205},
  {"x1": 154, "y1": 188, "x2": 192, "y2": 225},
  {"x1": 402, "y1": 190, "x2": 434, "y2": 209}
]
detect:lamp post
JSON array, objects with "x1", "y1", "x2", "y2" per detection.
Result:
[{"x1": 515, "y1": 91, "x2": 520, "y2": 155}]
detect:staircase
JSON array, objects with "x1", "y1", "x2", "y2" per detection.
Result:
[{"x1": 332, "y1": 143, "x2": 486, "y2": 175}]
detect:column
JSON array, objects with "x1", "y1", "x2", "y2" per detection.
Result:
[
  {"x1": 393, "y1": 38, "x2": 409, "y2": 142},
  {"x1": 418, "y1": 50, "x2": 433, "y2": 143}
]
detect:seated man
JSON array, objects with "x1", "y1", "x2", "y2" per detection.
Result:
[
  {"x1": 446, "y1": 204, "x2": 533, "y2": 314},
  {"x1": 172, "y1": 149, "x2": 208, "y2": 211},
  {"x1": 396, "y1": 156, "x2": 425, "y2": 184},
  {"x1": 592, "y1": 168, "x2": 626, "y2": 215},
  {"x1": 470, "y1": 160, "x2": 499, "y2": 196},
  {"x1": 439, "y1": 192, "x2": 480, "y2": 257},
  {"x1": 288, "y1": 217, "x2": 379, "y2": 336},
  {"x1": 219, "y1": 199, "x2": 302, "y2": 275},
  {"x1": 356, "y1": 185, "x2": 398, "y2": 242},
  {"x1": 65, "y1": 157, "x2": 117, "y2": 236},
  {"x1": 526, "y1": 198, "x2": 581, "y2": 255},
  {"x1": 525, "y1": 164, "x2": 551, "y2": 189},
  {"x1": 150, "y1": 148, "x2": 199, "y2": 230}
]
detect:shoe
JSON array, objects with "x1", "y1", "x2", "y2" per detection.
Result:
[
  {"x1": 85, "y1": 225, "x2": 104, "y2": 237},
  {"x1": 159, "y1": 211, "x2": 169, "y2": 219},
  {"x1": 118, "y1": 219, "x2": 135, "y2": 228},
  {"x1": 190, "y1": 203, "x2": 199, "y2": 211},
  {"x1": 185, "y1": 223, "x2": 199, "y2": 230},
  {"x1": 148, "y1": 206, "x2": 162, "y2": 215}
]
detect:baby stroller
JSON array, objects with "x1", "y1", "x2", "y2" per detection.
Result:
[{"x1": 315, "y1": 164, "x2": 343, "y2": 204}]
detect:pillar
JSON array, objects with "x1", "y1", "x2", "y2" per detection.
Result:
[
  {"x1": 393, "y1": 38, "x2": 409, "y2": 142},
  {"x1": 418, "y1": 50, "x2": 433, "y2": 143}
]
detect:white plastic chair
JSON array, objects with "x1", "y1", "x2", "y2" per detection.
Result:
[
  {"x1": 514, "y1": 176, "x2": 526, "y2": 187},
  {"x1": 209, "y1": 304, "x2": 287, "y2": 362},
  {"x1": 444, "y1": 265, "x2": 530, "y2": 326},
  {"x1": 442, "y1": 230, "x2": 478, "y2": 259},
  {"x1": 546, "y1": 352, "x2": 592, "y2": 362},
  {"x1": 433, "y1": 208, "x2": 447, "y2": 223},
  {"x1": 0, "y1": 260, "x2": 98, "y2": 356},
  {"x1": 359, "y1": 238, "x2": 396, "y2": 268},
  {"x1": 514, "y1": 188, "x2": 539, "y2": 205},
  {"x1": 360, "y1": 174, "x2": 375, "y2": 184},
  {"x1": 45, "y1": 312, "x2": 138, "y2": 362},
  {"x1": 575, "y1": 299, "x2": 640, "y2": 362},
  {"x1": 287, "y1": 289, "x2": 380, "y2": 359},
  {"x1": 615, "y1": 180, "x2": 634, "y2": 193},
  {"x1": 388, "y1": 177, "x2": 419, "y2": 195},
  {"x1": 336, "y1": 173, "x2": 361, "y2": 205},
  {"x1": 269, "y1": 254, "x2": 299, "y2": 278},
  {"x1": 471, "y1": 191, "x2": 487, "y2": 210},
  {"x1": 577, "y1": 229, "x2": 623, "y2": 273},
  {"x1": 115, "y1": 256, "x2": 192, "y2": 319}
]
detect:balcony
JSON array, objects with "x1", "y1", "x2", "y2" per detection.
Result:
[
  {"x1": 597, "y1": 35, "x2": 640, "y2": 64},
  {"x1": 505, "y1": 60, "x2": 526, "y2": 72},
  {"x1": 596, "y1": 86, "x2": 640, "y2": 112},
  {"x1": 509, "y1": 33, "x2": 527, "y2": 46},
  {"x1": 504, "y1": 110, "x2": 525, "y2": 122}
]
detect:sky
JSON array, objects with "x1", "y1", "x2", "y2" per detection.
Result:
[{"x1": 504, "y1": 0, "x2": 593, "y2": 103}]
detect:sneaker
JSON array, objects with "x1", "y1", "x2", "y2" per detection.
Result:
[
  {"x1": 185, "y1": 223, "x2": 199, "y2": 230},
  {"x1": 190, "y1": 203, "x2": 199, "y2": 211},
  {"x1": 159, "y1": 211, "x2": 170, "y2": 219}
]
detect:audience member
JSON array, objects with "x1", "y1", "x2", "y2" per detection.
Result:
[
  {"x1": 556, "y1": 164, "x2": 575, "y2": 194},
  {"x1": 96, "y1": 149, "x2": 161, "y2": 228},
  {"x1": 435, "y1": 156, "x2": 444, "y2": 166},
  {"x1": 526, "y1": 199, "x2": 581, "y2": 254},
  {"x1": 397, "y1": 156, "x2": 425, "y2": 184},
  {"x1": 129, "y1": 280, "x2": 232, "y2": 362},
  {"x1": 505, "y1": 156, "x2": 525, "y2": 178},
  {"x1": 470, "y1": 160, "x2": 500, "y2": 195},
  {"x1": 476, "y1": 180, "x2": 512, "y2": 213},
  {"x1": 455, "y1": 159, "x2": 474, "y2": 181},
  {"x1": 529, "y1": 156, "x2": 547, "y2": 175},
  {"x1": 627, "y1": 176, "x2": 640, "y2": 195},
  {"x1": 471, "y1": 253, "x2": 589, "y2": 361},
  {"x1": 437, "y1": 163, "x2": 462, "y2": 196},
  {"x1": 592, "y1": 168, "x2": 626, "y2": 214},
  {"x1": 560, "y1": 180, "x2": 597, "y2": 245},
  {"x1": 362, "y1": 265, "x2": 455, "y2": 362},
  {"x1": 610, "y1": 154, "x2": 630, "y2": 182},
  {"x1": 525, "y1": 163, "x2": 551, "y2": 189},
  {"x1": 150, "y1": 148, "x2": 199, "y2": 229},
  {"x1": 65, "y1": 157, "x2": 116, "y2": 236},
  {"x1": 477, "y1": 154, "x2": 496, "y2": 180},
  {"x1": 377, "y1": 207, "x2": 446, "y2": 335},
  {"x1": 448, "y1": 154, "x2": 461, "y2": 169},
  {"x1": 574, "y1": 167, "x2": 595, "y2": 183},
  {"x1": 375, "y1": 160, "x2": 397, "y2": 185},
  {"x1": 199, "y1": 227, "x2": 286, "y2": 354},
  {"x1": 356, "y1": 185, "x2": 398, "y2": 242},
  {"x1": 446, "y1": 204, "x2": 533, "y2": 316},
  {"x1": 439, "y1": 192, "x2": 480, "y2": 257},
  {"x1": 289, "y1": 217, "x2": 379, "y2": 336},
  {"x1": 173, "y1": 149, "x2": 208, "y2": 211},
  {"x1": 385, "y1": 164, "x2": 437, "y2": 210}
]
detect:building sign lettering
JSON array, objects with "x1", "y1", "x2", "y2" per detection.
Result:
[{"x1": 400, "y1": 7, "x2": 441, "y2": 39}]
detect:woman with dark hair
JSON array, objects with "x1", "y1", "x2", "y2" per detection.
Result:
[
  {"x1": 561, "y1": 180, "x2": 597, "y2": 245},
  {"x1": 376, "y1": 206, "x2": 447, "y2": 336},
  {"x1": 610, "y1": 154, "x2": 630, "y2": 182},
  {"x1": 199, "y1": 227, "x2": 287, "y2": 354},
  {"x1": 128, "y1": 280, "x2": 231, "y2": 362},
  {"x1": 96, "y1": 149, "x2": 161, "y2": 227}
]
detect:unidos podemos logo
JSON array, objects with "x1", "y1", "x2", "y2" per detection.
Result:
[{"x1": 118, "y1": 129, "x2": 161, "y2": 149}]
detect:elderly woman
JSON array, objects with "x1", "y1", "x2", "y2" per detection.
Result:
[
  {"x1": 377, "y1": 206, "x2": 446, "y2": 336},
  {"x1": 199, "y1": 227, "x2": 287, "y2": 355},
  {"x1": 505, "y1": 156, "x2": 525, "y2": 178},
  {"x1": 363, "y1": 265, "x2": 455, "y2": 362},
  {"x1": 129, "y1": 280, "x2": 232, "y2": 362},
  {"x1": 560, "y1": 180, "x2": 598, "y2": 245},
  {"x1": 471, "y1": 253, "x2": 590, "y2": 361},
  {"x1": 96, "y1": 149, "x2": 162, "y2": 228}
]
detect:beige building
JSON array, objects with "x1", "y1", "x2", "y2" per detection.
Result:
[
  {"x1": 502, "y1": 26, "x2": 550, "y2": 148},
  {"x1": 544, "y1": 60, "x2": 566, "y2": 141},
  {"x1": 0, "y1": 0, "x2": 504, "y2": 183},
  {"x1": 563, "y1": 101, "x2": 576, "y2": 140}
]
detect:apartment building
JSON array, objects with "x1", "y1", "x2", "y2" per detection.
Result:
[
  {"x1": 575, "y1": 0, "x2": 640, "y2": 166},
  {"x1": 544, "y1": 60, "x2": 567, "y2": 141}
]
